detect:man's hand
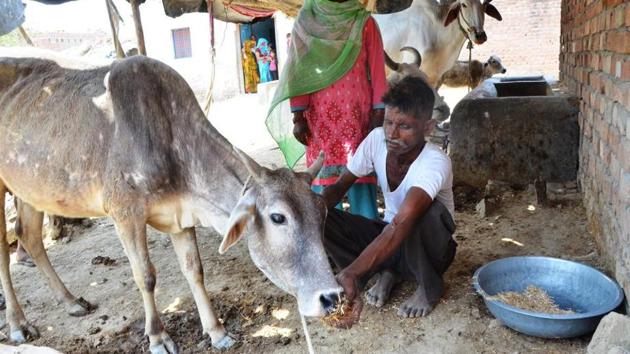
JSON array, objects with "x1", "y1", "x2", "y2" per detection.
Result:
[
  {"x1": 334, "y1": 270, "x2": 364, "y2": 329},
  {"x1": 369, "y1": 108, "x2": 385, "y2": 131},
  {"x1": 293, "y1": 112, "x2": 310, "y2": 145}
]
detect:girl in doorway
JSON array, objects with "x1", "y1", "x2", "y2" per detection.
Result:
[{"x1": 269, "y1": 47, "x2": 278, "y2": 80}]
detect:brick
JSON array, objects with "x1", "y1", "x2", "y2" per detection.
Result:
[
  {"x1": 604, "y1": 0, "x2": 624, "y2": 8},
  {"x1": 620, "y1": 137, "x2": 630, "y2": 171},
  {"x1": 603, "y1": 55, "x2": 613, "y2": 74},
  {"x1": 609, "y1": 125, "x2": 622, "y2": 156},
  {"x1": 610, "y1": 154, "x2": 621, "y2": 187},
  {"x1": 620, "y1": 170, "x2": 630, "y2": 203},
  {"x1": 603, "y1": 75, "x2": 615, "y2": 96},
  {"x1": 611, "y1": 103, "x2": 628, "y2": 135},
  {"x1": 620, "y1": 60, "x2": 630, "y2": 81}
]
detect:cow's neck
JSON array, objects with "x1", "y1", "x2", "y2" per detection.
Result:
[
  {"x1": 176, "y1": 119, "x2": 251, "y2": 231},
  {"x1": 443, "y1": 21, "x2": 469, "y2": 72}
]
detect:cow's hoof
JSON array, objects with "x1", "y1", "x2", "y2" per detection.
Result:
[
  {"x1": 68, "y1": 297, "x2": 97, "y2": 316},
  {"x1": 10, "y1": 323, "x2": 40, "y2": 343},
  {"x1": 198, "y1": 333, "x2": 236, "y2": 351},
  {"x1": 149, "y1": 333, "x2": 178, "y2": 354}
]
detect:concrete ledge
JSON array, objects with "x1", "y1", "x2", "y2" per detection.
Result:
[{"x1": 450, "y1": 95, "x2": 580, "y2": 188}]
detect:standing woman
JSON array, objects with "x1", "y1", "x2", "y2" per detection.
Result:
[
  {"x1": 266, "y1": 0, "x2": 387, "y2": 219},
  {"x1": 255, "y1": 38, "x2": 273, "y2": 83},
  {"x1": 242, "y1": 35, "x2": 260, "y2": 93}
]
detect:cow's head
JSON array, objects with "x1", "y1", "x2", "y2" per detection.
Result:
[
  {"x1": 385, "y1": 47, "x2": 451, "y2": 122},
  {"x1": 484, "y1": 54, "x2": 507, "y2": 75},
  {"x1": 444, "y1": 0, "x2": 502, "y2": 45},
  {"x1": 219, "y1": 151, "x2": 342, "y2": 318}
]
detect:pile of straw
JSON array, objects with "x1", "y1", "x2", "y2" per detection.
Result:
[{"x1": 488, "y1": 285, "x2": 575, "y2": 314}]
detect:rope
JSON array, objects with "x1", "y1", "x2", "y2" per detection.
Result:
[
  {"x1": 467, "y1": 40, "x2": 473, "y2": 92},
  {"x1": 300, "y1": 315, "x2": 315, "y2": 354},
  {"x1": 456, "y1": 11, "x2": 474, "y2": 91}
]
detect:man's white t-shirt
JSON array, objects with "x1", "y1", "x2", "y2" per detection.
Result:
[{"x1": 347, "y1": 128, "x2": 455, "y2": 223}]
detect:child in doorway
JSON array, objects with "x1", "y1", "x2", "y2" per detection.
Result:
[{"x1": 269, "y1": 47, "x2": 278, "y2": 80}]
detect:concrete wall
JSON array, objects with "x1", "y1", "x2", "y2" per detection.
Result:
[
  {"x1": 141, "y1": 2, "x2": 241, "y2": 100},
  {"x1": 19, "y1": 0, "x2": 295, "y2": 102},
  {"x1": 458, "y1": 0, "x2": 561, "y2": 78},
  {"x1": 559, "y1": 0, "x2": 630, "y2": 304}
]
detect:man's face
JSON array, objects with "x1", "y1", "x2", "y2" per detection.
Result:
[{"x1": 383, "y1": 106, "x2": 428, "y2": 155}]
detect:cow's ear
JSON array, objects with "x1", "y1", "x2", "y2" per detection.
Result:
[
  {"x1": 219, "y1": 190, "x2": 256, "y2": 254},
  {"x1": 484, "y1": 4, "x2": 502, "y2": 21},
  {"x1": 444, "y1": 3, "x2": 460, "y2": 26}
]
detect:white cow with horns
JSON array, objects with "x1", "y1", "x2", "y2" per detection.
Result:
[{"x1": 374, "y1": 0, "x2": 503, "y2": 87}]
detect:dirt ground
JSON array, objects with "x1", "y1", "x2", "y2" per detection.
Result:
[{"x1": 0, "y1": 141, "x2": 604, "y2": 354}]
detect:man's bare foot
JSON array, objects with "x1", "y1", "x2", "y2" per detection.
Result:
[
  {"x1": 397, "y1": 279, "x2": 444, "y2": 318},
  {"x1": 366, "y1": 270, "x2": 399, "y2": 308}
]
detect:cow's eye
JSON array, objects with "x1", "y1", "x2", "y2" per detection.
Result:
[
  {"x1": 270, "y1": 213, "x2": 286, "y2": 224},
  {"x1": 462, "y1": 3, "x2": 467, "y2": 8}
]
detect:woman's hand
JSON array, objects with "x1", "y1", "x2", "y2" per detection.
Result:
[
  {"x1": 369, "y1": 109, "x2": 385, "y2": 131},
  {"x1": 292, "y1": 112, "x2": 310, "y2": 145}
]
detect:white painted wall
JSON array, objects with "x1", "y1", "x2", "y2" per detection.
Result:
[{"x1": 22, "y1": 0, "x2": 296, "y2": 102}]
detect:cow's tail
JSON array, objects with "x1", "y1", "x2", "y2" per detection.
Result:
[{"x1": 384, "y1": 50, "x2": 399, "y2": 71}]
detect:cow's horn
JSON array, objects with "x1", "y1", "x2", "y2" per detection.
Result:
[
  {"x1": 306, "y1": 151, "x2": 325, "y2": 179},
  {"x1": 234, "y1": 147, "x2": 263, "y2": 181},
  {"x1": 384, "y1": 51, "x2": 400, "y2": 72},
  {"x1": 400, "y1": 47, "x2": 422, "y2": 67}
]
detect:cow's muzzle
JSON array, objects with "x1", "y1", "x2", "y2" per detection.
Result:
[
  {"x1": 473, "y1": 31, "x2": 487, "y2": 44},
  {"x1": 320, "y1": 292, "x2": 341, "y2": 314}
]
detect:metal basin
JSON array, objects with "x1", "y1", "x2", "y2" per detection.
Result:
[{"x1": 473, "y1": 256, "x2": 624, "y2": 338}]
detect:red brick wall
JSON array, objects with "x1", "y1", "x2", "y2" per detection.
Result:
[
  {"x1": 458, "y1": 0, "x2": 561, "y2": 78},
  {"x1": 560, "y1": 0, "x2": 630, "y2": 303}
]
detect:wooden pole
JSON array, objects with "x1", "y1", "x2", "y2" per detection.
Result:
[
  {"x1": 17, "y1": 26, "x2": 34, "y2": 46},
  {"x1": 105, "y1": 0, "x2": 125, "y2": 58},
  {"x1": 202, "y1": 0, "x2": 216, "y2": 115},
  {"x1": 130, "y1": 0, "x2": 147, "y2": 56}
]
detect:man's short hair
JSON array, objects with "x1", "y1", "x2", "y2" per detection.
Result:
[{"x1": 382, "y1": 76, "x2": 435, "y2": 120}]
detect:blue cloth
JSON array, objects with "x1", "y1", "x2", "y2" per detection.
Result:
[
  {"x1": 255, "y1": 38, "x2": 271, "y2": 56},
  {"x1": 255, "y1": 38, "x2": 273, "y2": 82},
  {"x1": 312, "y1": 184, "x2": 378, "y2": 220},
  {"x1": 258, "y1": 61, "x2": 272, "y2": 83}
]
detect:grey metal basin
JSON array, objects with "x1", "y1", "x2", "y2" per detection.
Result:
[{"x1": 473, "y1": 256, "x2": 624, "y2": 338}]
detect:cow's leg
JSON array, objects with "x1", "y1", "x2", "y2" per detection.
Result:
[
  {"x1": 15, "y1": 200, "x2": 95, "y2": 316},
  {"x1": 112, "y1": 210, "x2": 177, "y2": 354},
  {"x1": 170, "y1": 228, "x2": 234, "y2": 350},
  {"x1": 0, "y1": 188, "x2": 39, "y2": 342}
]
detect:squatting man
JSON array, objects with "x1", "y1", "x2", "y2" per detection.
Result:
[{"x1": 316, "y1": 76, "x2": 458, "y2": 322}]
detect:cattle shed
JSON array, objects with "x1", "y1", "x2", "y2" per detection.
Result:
[
  {"x1": 559, "y1": 0, "x2": 630, "y2": 309},
  {"x1": 1, "y1": 0, "x2": 630, "y2": 353}
]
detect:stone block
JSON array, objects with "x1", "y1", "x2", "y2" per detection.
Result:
[
  {"x1": 451, "y1": 95, "x2": 580, "y2": 188},
  {"x1": 484, "y1": 180, "x2": 512, "y2": 198},
  {"x1": 587, "y1": 312, "x2": 630, "y2": 354},
  {"x1": 476, "y1": 198, "x2": 499, "y2": 218}
]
